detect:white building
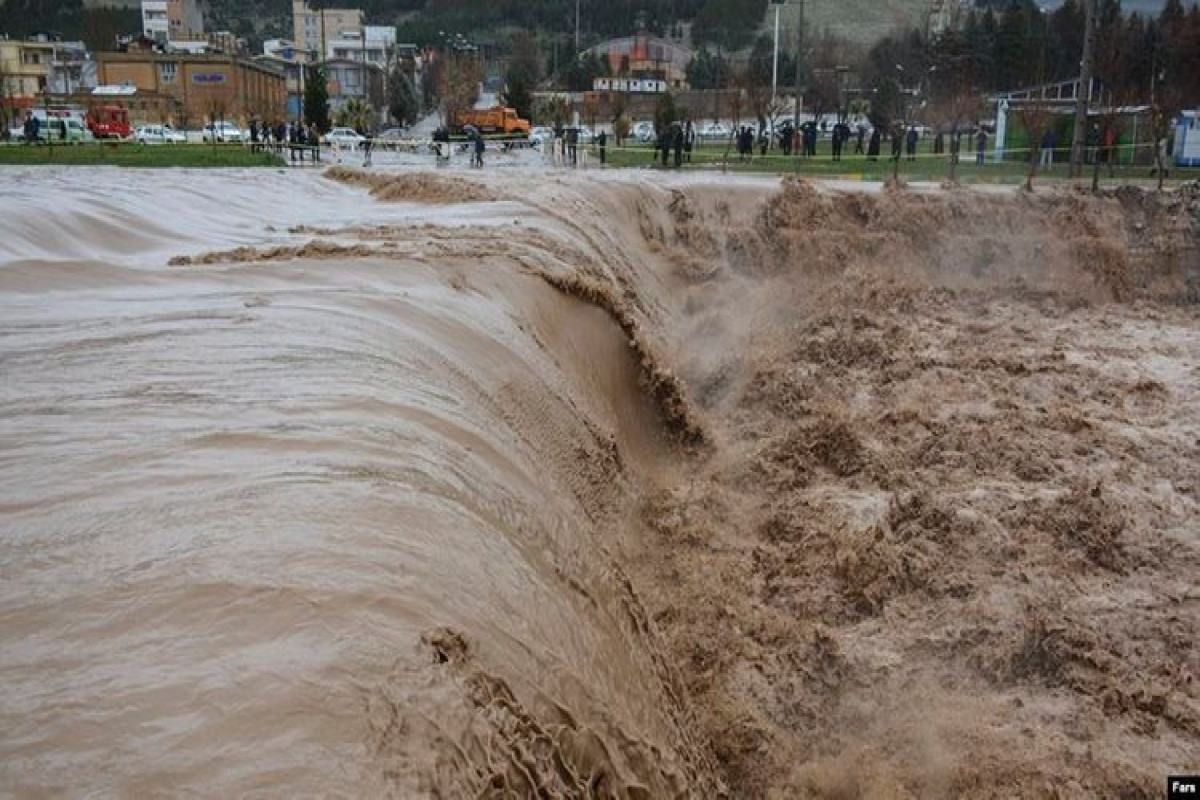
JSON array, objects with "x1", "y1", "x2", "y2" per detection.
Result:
[
  {"x1": 142, "y1": 0, "x2": 168, "y2": 43},
  {"x1": 327, "y1": 26, "x2": 396, "y2": 69}
]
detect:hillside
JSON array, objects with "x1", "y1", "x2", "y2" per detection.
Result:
[{"x1": 800, "y1": 0, "x2": 931, "y2": 46}]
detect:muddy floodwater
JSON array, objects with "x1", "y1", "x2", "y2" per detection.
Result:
[{"x1": 1, "y1": 166, "x2": 1197, "y2": 797}]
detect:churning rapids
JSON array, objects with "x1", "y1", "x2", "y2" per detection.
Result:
[{"x1": 2, "y1": 166, "x2": 1198, "y2": 797}]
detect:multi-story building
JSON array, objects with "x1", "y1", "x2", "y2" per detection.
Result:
[
  {"x1": 327, "y1": 26, "x2": 395, "y2": 70},
  {"x1": 48, "y1": 41, "x2": 98, "y2": 95},
  {"x1": 0, "y1": 38, "x2": 54, "y2": 122},
  {"x1": 142, "y1": 0, "x2": 169, "y2": 43},
  {"x1": 97, "y1": 49, "x2": 286, "y2": 127},
  {"x1": 167, "y1": 0, "x2": 204, "y2": 41},
  {"x1": 322, "y1": 58, "x2": 384, "y2": 121},
  {"x1": 257, "y1": 39, "x2": 309, "y2": 120},
  {"x1": 142, "y1": 0, "x2": 203, "y2": 45},
  {"x1": 292, "y1": 0, "x2": 364, "y2": 60}
]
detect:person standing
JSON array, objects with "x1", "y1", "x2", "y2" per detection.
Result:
[
  {"x1": 684, "y1": 121, "x2": 695, "y2": 163},
  {"x1": 473, "y1": 132, "x2": 485, "y2": 168},
  {"x1": 906, "y1": 126, "x2": 919, "y2": 162},
  {"x1": 1040, "y1": 128, "x2": 1056, "y2": 169},
  {"x1": 567, "y1": 126, "x2": 579, "y2": 167},
  {"x1": 856, "y1": 125, "x2": 866, "y2": 155},
  {"x1": 597, "y1": 130, "x2": 607, "y2": 165},
  {"x1": 868, "y1": 127, "x2": 881, "y2": 161},
  {"x1": 934, "y1": 130, "x2": 944, "y2": 155},
  {"x1": 673, "y1": 123, "x2": 684, "y2": 169},
  {"x1": 975, "y1": 127, "x2": 988, "y2": 166},
  {"x1": 891, "y1": 126, "x2": 903, "y2": 162}
]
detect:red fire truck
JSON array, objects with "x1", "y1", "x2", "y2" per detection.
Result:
[{"x1": 87, "y1": 105, "x2": 131, "y2": 139}]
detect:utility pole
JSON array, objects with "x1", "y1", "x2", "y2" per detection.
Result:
[
  {"x1": 1069, "y1": 0, "x2": 1095, "y2": 178},
  {"x1": 772, "y1": 1, "x2": 781, "y2": 104},
  {"x1": 793, "y1": 0, "x2": 805, "y2": 140}
]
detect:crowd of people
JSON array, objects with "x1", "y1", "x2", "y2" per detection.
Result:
[{"x1": 248, "y1": 119, "x2": 322, "y2": 163}]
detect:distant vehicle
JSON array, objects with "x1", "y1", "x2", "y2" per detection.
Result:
[
  {"x1": 135, "y1": 124, "x2": 186, "y2": 145},
  {"x1": 31, "y1": 116, "x2": 95, "y2": 143},
  {"x1": 376, "y1": 127, "x2": 406, "y2": 141},
  {"x1": 88, "y1": 105, "x2": 131, "y2": 139},
  {"x1": 451, "y1": 106, "x2": 531, "y2": 136},
  {"x1": 699, "y1": 122, "x2": 731, "y2": 140},
  {"x1": 529, "y1": 126, "x2": 554, "y2": 146},
  {"x1": 322, "y1": 127, "x2": 366, "y2": 149},
  {"x1": 633, "y1": 121, "x2": 656, "y2": 142},
  {"x1": 574, "y1": 124, "x2": 595, "y2": 143},
  {"x1": 202, "y1": 122, "x2": 245, "y2": 143}
]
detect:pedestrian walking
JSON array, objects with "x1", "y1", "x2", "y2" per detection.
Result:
[{"x1": 975, "y1": 128, "x2": 988, "y2": 166}]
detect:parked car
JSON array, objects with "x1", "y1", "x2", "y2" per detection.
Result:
[
  {"x1": 528, "y1": 126, "x2": 554, "y2": 146},
  {"x1": 202, "y1": 122, "x2": 245, "y2": 143},
  {"x1": 376, "y1": 127, "x2": 406, "y2": 141},
  {"x1": 321, "y1": 127, "x2": 366, "y2": 149},
  {"x1": 135, "y1": 124, "x2": 187, "y2": 145},
  {"x1": 633, "y1": 121, "x2": 656, "y2": 142},
  {"x1": 699, "y1": 122, "x2": 731, "y2": 141}
]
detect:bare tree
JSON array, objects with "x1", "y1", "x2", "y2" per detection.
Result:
[{"x1": 1015, "y1": 101, "x2": 1055, "y2": 191}]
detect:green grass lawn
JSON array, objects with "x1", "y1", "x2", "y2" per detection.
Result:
[
  {"x1": 0, "y1": 143, "x2": 285, "y2": 168},
  {"x1": 603, "y1": 140, "x2": 1197, "y2": 186}
]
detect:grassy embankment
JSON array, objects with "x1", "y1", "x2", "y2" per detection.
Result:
[
  {"x1": 604, "y1": 139, "x2": 1197, "y2": 185},
  {"x1": 0, "y1": 143, "x2": 285, "y2": 168}
]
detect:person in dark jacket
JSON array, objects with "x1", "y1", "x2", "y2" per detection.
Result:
[
  {"x1": 673, "y1": 124, "x2": 684, "y2": 168},
  {"x1": 856, "y1": 125, "x2": 866, "y2": 155},
  {"x1": 891, "y1": 126, "x2": 903, "y2": 161},
  {"x1": 906, "y1": 126, "x2": 919, "y2": 161},
  {"x1": 975, "y1": 128, "x2": 988, "y2": 165},
  {"x1": 597, "y1": 130, "x2": 607, "y2": 165},
  {"x1": 868, "y1": 128, "x2": 881, "y2": 160}
]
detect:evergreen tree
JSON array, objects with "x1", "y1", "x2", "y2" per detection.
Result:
[
  {"x1": 387, "y1": 67, "x2": 419, "y2": 126},
  {"x1": 304, "y1": 65, "x2": 331, "y2": 132}
]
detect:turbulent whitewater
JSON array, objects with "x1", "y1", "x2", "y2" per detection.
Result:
[{"x1": 1, "y1": 166, "x2": 1197, "y2": 797}]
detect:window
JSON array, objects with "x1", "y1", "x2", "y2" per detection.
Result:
[
  {"x1": 23, "y1": 52, "x2": 42, "y2": 65},
  {"x1": 159, "y1": 62, "x2": 178, "y2": 83}
]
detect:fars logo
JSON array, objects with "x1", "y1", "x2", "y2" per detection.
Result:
[{"x1": 1170, "y1": 776, "x2": 1200, "y2": 799}]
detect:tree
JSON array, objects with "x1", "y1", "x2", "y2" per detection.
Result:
[
  {"x1": 437, "y1": 55, "x2": 484, "y2": 125},
  {"x1": 304, "y1": 65, "x2": 331, "y2": 132},
  {"x1": 504, "y1": 30, "x2": 540, "y2": 121},
  {"x1": 388, "y1": 66, "x2": 420, "y2": 126},
  {"x1": 686, "y1": 49, "x2": 730, "y2": 91},
  {"x1": 336, "y1": 97, "x2": 374, "y2": 133}
]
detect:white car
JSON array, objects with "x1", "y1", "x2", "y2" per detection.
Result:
[
  {"x1": 633, "y1": 121, "x2": 656, "y2": 142},
  {"x1": 699, "y1": 122, "x2": 731, "y2": 141},
  {"x1": 135, "y1": 124, "x2": 186, "y2": 145},
  {"x1": 202, "y1": 122, "x2": 245, "y2": 143},
  {"x1": 322, "y1": 127, "x2": 366, "y2": 150},
  {"x1": 529, "y1": 126, "x2": 554, "y2": 146}
]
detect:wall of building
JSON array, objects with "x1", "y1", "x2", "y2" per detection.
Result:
[
  {"x1": 0, "y1": 41, "x2": 54, "y2": 107},
  {"x1": 98, "y1": 53, "x2": 286, "y2": 126},
  {"x1": 291, "y1": 1, "x2": 364, "y2": 58}
]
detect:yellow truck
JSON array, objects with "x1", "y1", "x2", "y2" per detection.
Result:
[{"x1": 451, "y1": 107, "x2": 531, "y2": 137}]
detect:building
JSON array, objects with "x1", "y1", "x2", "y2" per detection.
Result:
[
  {"x1": 292, "y1": 1, "x2": 364, "y2": 60},
  {"x1": 48, "y1": 41, "x2": 98, "y2": 95},
  {"x1": 580, "y1": 34, "x2": 693, "y2": 90},
  {"x1": 142, "y1": 0, "x2": 169, "y2": 43},
  {"x1": 256, "y1": 40, "x2": 309, "y2": 120},
  {"x1": 142, "y1": 0, "x2": 203, "y2": 45},
  {"x1": 0, "y1": 38, "x2": 54, "y2": 122},
  {"x1": 327, "y1": 25, "x2": 396, "y2": 69},
  {"x1": 321, "y1": 58, "x2": 384, "y2": 121},
  {"x1": 97, "y1": 50, "x2": 286, "y2": 127}
]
